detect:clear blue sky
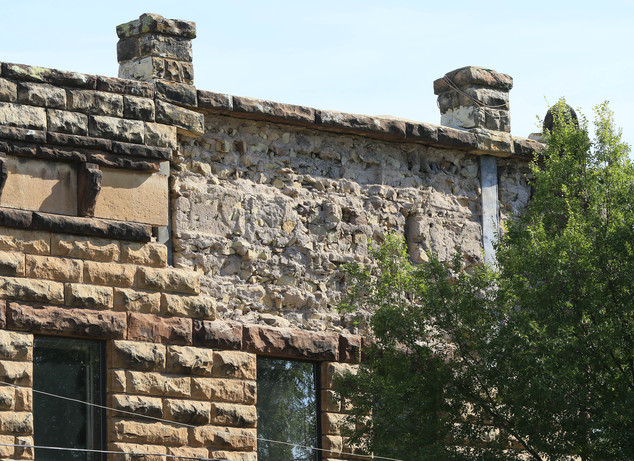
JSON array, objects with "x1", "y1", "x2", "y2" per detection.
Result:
[{"x1": 1, "y1": 0, "x2": 633, "y2": 148}]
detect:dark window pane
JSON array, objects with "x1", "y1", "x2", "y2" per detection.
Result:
[
  {"x1": 257, "y1": 358, "x2": 319, "y2": 461},
  {"x1": 33, "y1": 337, "x2": 104, "y2": 461}
]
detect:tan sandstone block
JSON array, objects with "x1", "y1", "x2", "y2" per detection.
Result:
[
  {"x1": 0, "y1": 411, "x2": 32, "y2": 435},
  {"x1": 125, "y1": 371, "x2": 190, "y2": 398},
  {"x1": 145, "y1": 122, "x2": 177, "y2": 149},
  {"x1": 110, "y1": 443, "x2": 167, "y2": 461},
  {"x1": 321, "y1": 362, "x2": 358, "y2": 389},
  {"x1": 0, "y1": 251, "x2": 25, "y2": 277},
  {"x1": 164, "y1": 399, "x2": 210, "y2": 425},
  {"x1": 0, "y1": 361, "x2": 32, "y2": 386},
  {"x1": 94, "y1": 168, "x2": 168, "y2": 226},
  {"x1": 322, "y1": 435, "x2": 344, "y2": 458},
  {"x1": 113, "y1": 288, "x2": 161, "y2": 313},
  {"x1": 321, "y1": 390, "x2": 341, "y2": 413},
  {"x1": 65, "y1": 283, "x2": 113, "y2": 309},
  {"x1": 0, "y1": 330, "x2": 33, "y2": 360},
  {"x1": 110, "y1": 340, "x2": 166, "y2": 371},
  {"x1": 0, "y1": 227, "x2": 50, "y2": 255},
  {"x1": 111, "y1": 419, "x2": 187, "y2": 445},
  {"x1": 161, "y1": 293, "x2": 215, "y2": 319},
  {"x1": 52, "y1": 235, "x2": 120, "y2": 262},
  {"x1": 138, "y1": 267, "x2": 200, "y2": 294},
  {"x1": 192, "y1": 378, "x2": 249, "y2": 403},
  {"x1": 0, "y1": 276, "x2": 64, "y2": 304},
  {"x1": 121, "y1": 242, "x2": 167, "y2": 267},
  {"x1": 321, "y1": 412, "x2": 354, "y2": 436},
  {"x1": 210, "y1": 402, "x2": 256, "y2": 428},
  {"x1": 111, "y1": 394, "x2": 163, "y2": 418},
  {"x1": 208, "y1": 451, "x2": 257, "y2": 461},
  {"x1": 0, "y1": 387, "x2": 14, "y2": 410},
  {"x1": 0, "y1": 156, "x2": 77, "y2": 215},
  {"x1": 84, "y1": 261, "x2": 136, "y2": 287},
  {"x1": 25, "y1": 255, "x2": 82, "y2": 282},
  {"x1": 190, "y1": 426, "x2": 256, "y2": 450},
  {"x1": 212, "y1": 351, "x2": 256, "y2": 380},
  {"x1": 14, "y1": 388, "x2": 32, "y2": 412},
  {"x1": 166, "y1": 447, "x2": 208, "y2": 461},
  {"x1": 0, "y1": 434, "x2": 13, "y2": 457},
  {"x1": 14, "y1": 435, "x2": 34, "y2": 460},
  {"x1": 166, "y1": 345, "x2": 213, "y2": 376},
  {"x1": 109, "y1": 370, "x2": 127, "y2": 393}
]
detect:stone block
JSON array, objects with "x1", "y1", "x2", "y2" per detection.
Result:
[
  {"x1": 154, "y1": 81, "x2": 197, "y2": 107},
  {"x1": 243, "y1": 325, "x2": 339, "y2": 360},
  {"x1": 0, "y1": 276, "x2": 64, "y2": 304},
  {"x1": 0, "y1": 434, "x2": 13, "y2": 457},
  {"x1": 210, "y1": 402, "x2": 256, "y2": 428},
  {"x1": 0, "y1": 411, "x2": 32, "y2": 435},
  {"x1": 117, "y1": 34, "x2": 193, "y2": 62},
  {"x1": 127, "y1": 312, "x2": 192, "y2": 345},
  {"x1": 109, "y1": 369, "x2": 126, "y2": 393},
  {"x1": 144, "y1": 122, "x2": 177, "y2": 149},
  {"x1": 208, "y1": 451, "x2": 256, "y2": 461},
  {"x1": 193, "y1": 320, "x2": 243, "y2": 350},
  {"x1": 46, "y1": 109, "x2": 88, "y2": 135},
  {"x1": 0, "y1": 360, "x2": 32, "y2": 386},
  {"x1": 65, "y1": 283, "x2": 113, "y2": 309},
  {"x1": 111, "y1": 340, "x2": 166, "y2": 371},
  {"x1": 116, "y1": 13, "x2": 196, "y2": 40},
  {"x1": 138, "y1": 266, "x2": 200, "y2": 294},
  {"x1": 166, "y1": 345, "x2": 213, "y2": 376},
  {"x1": 93, "y1": 168, "x2": 168, "y2": 226},
  {"x1": 0, "y1": 227, "x2": 50, "y2": 255},
  {"x1": 155, "y1": 100, "x2": 204, "y2": 137},
  {"x1": 119, "y1": 57, "x2": 194, "y2": 85},
  {"x1": 0, "y1": 156, "x2": 77, "y2": 216},
  {"x1": 339, "y1": 334, "x2": 362, "y2": 363},
  {"x1": 17, "y1": 82, "x2": 66, "y2": 108},
  {"x1": 125, "y1": 370, "x2": 190, "y2": 397},
  {"x1": 164, "y1": 398, "x2": 210, "y2": 425},
  {"x1": 110, "y1": 443, "x2": 167, "y2": 461},
  {"x1": 322, "y1": 435, "x2": 343, "y2": 458},
  {"x1": 0, "y1": 387, "x2": 13, "y2": 410},
  {"x1": 111, "y1": 393, "x2": 163, "y2": 418},
  {"x1": 233, "y1": 96, "x2": 315, "y2": 124},
  {"x1": 25, "y1": 255, "x2": 82, "y2": 282},
  {"x1": 6, "y1": 302, "x2": 126, "y2": 339},
  {"x1": 121, "y1": 242, "x2": 168, "y2": 267},
  {"x1": 190, "y1": 426, "x2": 256, "y2": 450},
  {"x1": 212, "y1": 351, "x2": 256, "y2": 380},
  {"x1": 0, "y1": 330, "x2": 32, "y2": 361},
  {"x1": 191, "y1": 378, "x2": 253, "y2": 404},
  {"x1": 321, "y1": 362, "x2": 358, "y2": 389},
  {"x1": 83, "y1": 261, "x2": 136, "y2": 287},
  {"x1": 15, "y1": 435, "x2": 34, "y2": 460},
  {"x1": 1, "y1": 62, "x2": 97, "y2": 89},
  {"x1": 321, "y1": 390, "x2": 341, "y2": 413},
  {"x1": 0, "y1": 78, "x2": 17, "y2": 102},
  {"x1": 321, "y1": 412, "x2": 351, "y2": 435},
  {"x1": 51, "y1": 234, "x2": 120, "y2": 262},
  {"x1": 96, "y1": 76, "x2": 154, "y2": 98},
  {"x1": 114, "y1": 288, "x2": 161, "y2": 314},
  {"x1": 67, "y1": 89, "x2": 123, "y2": 116},
  {"x1": 197, "y1": 90, "x2": 233, "y2": 111},
  {"x1": 0, "y1": 251, "x2": 25, "y2": 276},
  {"x1": 0, "y1": 102, "x2": 46, "y2": 130},
  {"x1": 35, "y1": 213, "x2": 151, "y2": 242},
  {"x1": 89, "y1": 115, "x2": 144, "y2": 144},
  {"x1": 166, "y1": 447, "x2": 208, "y2": 461},
  {"x1": 123, "y1": 95, "x2": 155, "y2": 121},
  {"x1": 111, "y1": 419, "x2": 188, "y2": 445},
  {"x1": 14, "y1": 388, "x2": 31, "y2": 411},
  {"x1": 162, "y1": 293, "x2": 215, "y2": 319}
]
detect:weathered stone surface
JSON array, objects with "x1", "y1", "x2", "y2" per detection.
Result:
[
  {"x1": 0, "y1": 411, "x2": 32, "y2": 435},
  {"x1": 7, "y1": 302, "x2": 126, "y2": 338},
  {"x1": 0, "y1": 227, "x2": 49, "y2": 255},
  {"x1": 1, "y1": 62, "x2": 97, "y2": 89},
  {"x1": 193, "y1": 320, "x2": 243, "y2": 350},
  {"x1": 123, "y1": 95, "x2": 155, "y2": 121},
  {"x1": 164, "y1": 398, "x2": 210, "y2": 425},
  {"x1": 125, "y1": 370, "x2": 190, "y2": 397},
  {"x1": 210, "y1": 402, "x2": 256, "y2": 428},
  {"x1": 117, "y1": 34, "x2": 193, "y2": 62},
  {"x1": 212, "y1": 351, "x2": 256, "y2": 380},
  {"x1": 322, "y1": 435, "x2": 343, "y2": 457},
  {"x1": 110, "y1": 443, "x2": 167, "y2": 461},
  {"x1": 155, "y1": 100, "x2": 203, "y2": 137},
  {"x1": 127, "y1": 312, "x2": 192, "y2": 345},
  {"x1": 166, "y1": 447, "x2": 208, "y2": 461},
  {"x1": 339, "y1": 334, "x2": 362, "y2": 363},
  {"x1": 0, "y1": 78, "x2": 17, "y2": 102},
  {"x1": 316, "y1": 110, "x2": 407, "y2": 138},
  {"x1": 111, "y1": 393, "x2": 163, "y2": 418},
  {"x1": 166, "y1": 345, "x2": 213, "y2": 376},
  {"x1": 17, "y1": 82, "x2": 66, "y2": 108},
  {"x1": 433, "y1": 66, "x2": 513, "y2": 94},
  {"x1": 0, "y1": 299, "x2": 4, "y2": 329},
  {"x1": 110, "y1": 141, "x2": 171, "y2": 160},
  {"x1": 155, "y1": 81, "x2": 197, "y2": 107},
  {"x1": 138, "y1": 266, "x2": 200, "y2": 294},
  {"x1": 89, "y1": 115, "x2": 144, "y2": 144},
  {"x1": 118, "y1": 57, "x2": 194, "y2": 84},
  {"x1": 14, "y1": 387, "x2": 31, "y2": 412},
  {"x1": 77, "y1": 162, "x2": 102, "y2": 217},
  {"x1": 96, "y1": 76, "x2": 154, "y2": 98},
  {"x1": 46, "y1": 109, "x2": 89, "y2": 135},
  {"x1": 0, "y1": 102, "x2": 47, "y2": 130},
  {"x1": 321, "y1": 412, "x2": 352, "y2": 435},
  {"x1": 0, "y1": 276, "x2": 64, "y2": 304},
  {"x1": 0, "y1": 251, "x2": 25, "y2": 276},
  {"x1": 0, "y1": 360, "x2": 32, "y2": 386},
  {"x1": 233, "y1": 96, "x2": 314, "y2": 124},
  {"x1": 144, "y1": 122, "x2": 177, "y2": 149},
  {"x1": 0, "y1": 387, "x2": 13, "y2": 410},
  {"x1": 162, "y1": 293, "x2": 215, "y2": 319},
  {"x1": 67, "y1": 89, "x2": 123, "y2": 116},
  {"x1": 0, "y1": 125, "x2": 46, "y2": 143},
  {"x1": 190, "y1": 426, "x2": 256, "y2": 450},
  {"x1": 197, "y1": 90, "x2": 233, "y2": 112},
  {"x1": 51, "y1": 234, "x2": 120, "y2": 261},
  {"x1": 111, "y1": 419, "x2": 188, "y2": 445},
  {"x1": 64, "y1": 283, "x2": 113, "y2": 309},
  {"x1": 117, "y1": 13, "x2": 196, "y2": 40},
  {"x1": 208, "y1": 451, "x2": 256, "y2": 461},
  {"x1": 109, "y1": 369, "x2": 126, "y2": 393},
  {"x1": 244, "y1": 325, "x2": 339, "y2": 360},
  {"x1": 25, "y1": 255, "x2": 82, "y2": 282},
  {"x1": 46, "y1": 131, "x2": 110, "y2": 150},
  {"x1": 111, "y1": 340, "x2": 165, "y2": 371},
  {"x1": 0, "y1": 330, "x2": 32, "y2": 360},
  {"x1": 191, "y1": 378, "x2": 253, "y2": 404},
  {"x1": 321, "y1": 362, "x2": 358, "y2": 389},
  {"x1": 84, "y1": 261, "x2": 136, "y2": 287},
  {"x1": 121, "y1": 242, "x2": 168, "y2": 267},
  {"x1": 321, "y1": 389, "x2": 341, "y2": 412},
  {"x1": 40, "y1": 215, "x2": 151, "y2": 245},
  {"x1": 114, "y1": 288, "x2": 161, "y2": 313}
]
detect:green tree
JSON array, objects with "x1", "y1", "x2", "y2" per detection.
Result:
[{"x1": 337, "y1": 102, "x2": 634, "y2": 461}]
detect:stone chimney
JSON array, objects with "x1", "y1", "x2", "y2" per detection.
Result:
[
  {"x1": 433, "y1": 66, "x2": 513, "y2": 132},
  {"x1": 117, "y1": 13, "x2": 196, "y2": 84}
]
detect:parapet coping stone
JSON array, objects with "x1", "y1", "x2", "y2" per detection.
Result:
[{"x1": 1, "y1": 60, "x2": 543, "y2": 158}]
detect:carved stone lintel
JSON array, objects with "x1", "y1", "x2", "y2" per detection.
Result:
[
  {"x1": 0, "y1": 155, "x2": 7, "y2": 198},
  {"x1": 77, "y1": 162, "x2": 102, "y2": 217}
]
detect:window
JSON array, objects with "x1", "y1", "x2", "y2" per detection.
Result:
[
  {"x1": 33, "y1": 337, "x2": 105, "y2": 461},
  {"x1": 256, "y1": 358, "x2": 320, "y2": 461}
]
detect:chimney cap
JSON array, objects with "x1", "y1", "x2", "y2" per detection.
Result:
[
  {"x1": 434, "y1": 66, "x2": 513, "y2": 95},
  {"x1": 116, "y1": 13, "x2": 196, "y2": 40}
]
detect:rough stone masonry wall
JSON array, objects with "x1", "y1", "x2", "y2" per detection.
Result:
[{"x1": 172, "y1": 114, "x2": 532, "y2": 334}]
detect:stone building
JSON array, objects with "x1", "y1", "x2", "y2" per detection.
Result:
[{"x1": 0, "y1": 13, "x2": 539, "y2": 461}]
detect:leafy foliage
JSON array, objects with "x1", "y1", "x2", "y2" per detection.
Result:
[{"x1": 337, "y1": 101, "x2": 634, "y2": 461}]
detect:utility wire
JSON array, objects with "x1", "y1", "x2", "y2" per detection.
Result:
[{"x1": 0, "y1": 380, "x2": 405, "y2": 461}]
